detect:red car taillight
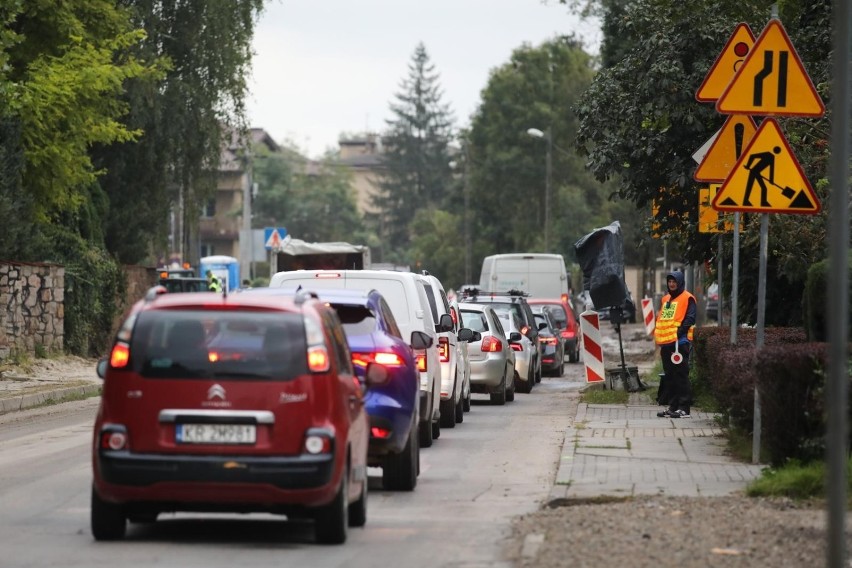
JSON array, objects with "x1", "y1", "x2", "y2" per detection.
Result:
[
  {"x1": 510, "y1": 342, "x2": 523, "y2": 352},
  {"x1": 303, "y1": 431, "x2": 333, "y2": 455},
  {"x1": 438, "y1": 337, "x2": 450, "y2": 363},
  {"x1": 561, "y1": 330, "x2": 575, "y2": 340},
  {"x1": 100, "y1": 429, "x2": 128, "y2": 451},
  {"x1": 109, "y1": 343, "x2": 130, "y2": 368},
  {"x1": 539, "y1": 336, "x2": 558, "y2": 346},
  {"x1": 480, "y1": 336, "x2": 502, "y2": 352},
  {"x1": 307, "y1": 346, "x2": 330, "y2": 372}
]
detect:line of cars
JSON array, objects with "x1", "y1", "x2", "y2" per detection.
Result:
[{"x1": 89, "y1": 269, "x2": 579, "y2": 546}]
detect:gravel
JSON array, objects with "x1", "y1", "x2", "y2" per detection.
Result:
[{"x1": 505, "y1": 493, "x2": 844, "y2": 567}]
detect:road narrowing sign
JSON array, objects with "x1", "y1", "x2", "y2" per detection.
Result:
[
  {"x1": 712, "y1": 118, "x2": 820, "y2": 214},
  {"x1": 716, "y1": 19, "x2": 825, "y2": 117},
  {"x1": 694, "y1": 114, "x2": 758, "y2": 182},
  {"x1": 695, "y1": 23, "x2": 755, "y2": 102}
]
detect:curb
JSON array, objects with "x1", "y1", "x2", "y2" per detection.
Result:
[{"x1": 0, "y1": 384, "x2": 101, "y2": 414}]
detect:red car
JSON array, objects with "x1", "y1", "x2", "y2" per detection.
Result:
[
  {"x1": 91, "y1": 286, "x2": 384, "y2": 544},
  {"x1": 527, "y1": 297, "x2": 582, "y2": 363}
]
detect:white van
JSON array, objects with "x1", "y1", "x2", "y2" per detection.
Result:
[
  {"x1": 268, "y1": 269, "x2": 444, "y2": 448},
  {"x1": 478, "y1": 253, "x2": 569, "y2": 299}
]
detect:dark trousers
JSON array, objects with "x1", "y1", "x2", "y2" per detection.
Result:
[{"x1": 660, "y1": 343, "x2": 692, "y2": 413}]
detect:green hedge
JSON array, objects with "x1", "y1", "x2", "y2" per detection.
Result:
[
  {"x1": 694, "y1": 325, "x2": 852, "y2": 467},
  {"x1": 803, "y1": 251, "x2": 852, "y2": 341}
]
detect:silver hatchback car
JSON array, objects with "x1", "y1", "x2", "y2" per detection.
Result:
[
  {"x1": 495, "y1": 310, "x2": 537, "y2": 394},
  {"x1": 459, "y1": 304, "x2": 517, "y2": 405}
]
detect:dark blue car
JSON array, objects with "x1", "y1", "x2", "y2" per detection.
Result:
[{"x1": 246, "y1": 287, "x2": 428, "y2": 491}]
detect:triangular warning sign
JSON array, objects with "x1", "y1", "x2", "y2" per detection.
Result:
[
  {"x1": 696, "y1": 23, "x2": 755, "y2": 102},
  {"x1": 265, "y1": 229, "x2": 281, "y2": 248},
  {"x1": 698, "y1": 185, "x2": 733, "y2": 233},
  {"x1": 716, "y1": 19, "x2": 825, "y2": 117},
  {"x1": 694, "y1": 115, "x2": 758, "y2": 182},
  {"x1": 712, "y1": 118, "x2": 821, "y2": 214}
]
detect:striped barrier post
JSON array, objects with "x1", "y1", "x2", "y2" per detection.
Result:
[
  {"x1": 641, "y1": 297, "x2": 655, "y2": 336},
  {"x1": 579, "y1": 310, "x2": 605, "y2": 384}
]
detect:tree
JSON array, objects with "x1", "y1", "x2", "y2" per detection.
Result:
[
  {"x1": 0, "y1": 0, "x2": 151, "y2": 252},
  {"x1": 466, "y1": 36, "x2": 613, "y2": 265},
  {"x1": 373, "y1": 43, "x2": 455, "y2": 257},
  {"x1": 253, "y1": 146, "x2": 367, "y2": 243},
  {"x1": 573, "y1": 0, "x2": 833, "y2": 325},
  {"x1": 92, "y1": 0, "x2": 266, "y2": 265}
]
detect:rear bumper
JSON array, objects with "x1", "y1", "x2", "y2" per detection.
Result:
[
  {"x1": 96, "y1": 450, "x2": 334, "y2": 490},
  {"x1": 469, "y1": 357, "x2": 506, "y2": 389}
]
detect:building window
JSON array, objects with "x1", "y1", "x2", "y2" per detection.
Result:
[
  {"x1": 202, "y1": 198, "x2": 216, "y2": 218},
  {"x1": 200, "y1": 243, "x2": 215, "y2": 258}
]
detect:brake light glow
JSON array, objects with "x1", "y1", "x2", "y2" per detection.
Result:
[
  {"x1": 307, "y1": 346, "x2": 330, "y2": 372},
  {"x1": 315, "y1": 273, "x2": 342, "y2": 279},
  {"x1": 510, "y1": 342, "x2": 523, "y2": 352},
  {"x1": 561, "y1": 293, "x2": 569, "y2": 303},
  {"x1": 450, "y1": 307, "x2": 458, "y2": 326},
  {"x1": 371, "y1": 426, "x2": 392, "y2": 439},
  {"x1": 352, "y1": 352, "x2": 405, "y2": 368},
  {"x1": 438, "y1": 337, "x2": 450, "y2": 362},
  {"x1": 208, "y1": 351, "x2": 220, "y2": 362},
  {"x1": 539, "y1": 336, "x2": 558, "y2": 346},
  {"x1": 480, "y1": 336, "x2": 502, "y2": 352},
  {"x1": 109, "y1": 343, "x2": 130, "y2": 368},
  {"x1": 415, "y1": 352, "x2": 427, "y2": 372},
  {"x1": 561, "y1": 330, "x2": 576, "y2": 340}
]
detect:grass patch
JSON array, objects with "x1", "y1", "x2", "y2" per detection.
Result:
[
  {"x1": 745, "y1": 458, "x2": 852, "y2": 501},
  {"x1": 581, "y1": 389, "x2": 629, "y2": 404},
  {"x1": 30, "y1": 388, "x2": 101, "y2": 409}
]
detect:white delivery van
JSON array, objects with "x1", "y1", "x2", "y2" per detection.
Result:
[
  {"x1": 478, "y1": 253, "x2": 569, "y2": 299},
  {"x1": 268, "y1": 269, "x2": 445, "y2": 448}
]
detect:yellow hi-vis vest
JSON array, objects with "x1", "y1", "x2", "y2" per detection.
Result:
[{"x1": 654, "y1": 291, "x2": 695, "y2": 345}]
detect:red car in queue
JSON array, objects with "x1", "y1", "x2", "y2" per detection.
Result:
[{"x1": 91, "y1": 286, "x2": 385, "y2": 545}]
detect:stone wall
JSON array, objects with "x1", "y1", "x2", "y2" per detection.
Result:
[{"x1": 0, "y1": 261, "x2": 64, "y2": 359}]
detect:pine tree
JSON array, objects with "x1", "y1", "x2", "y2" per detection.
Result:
[{"x1": 372, "y1": 43, "x2": 454, "y2": 257}]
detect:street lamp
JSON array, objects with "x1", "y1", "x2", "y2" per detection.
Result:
[
  {"x1": 527, "y1": 127, "x2": 552, "y2": 252},
  {"x1": 449, "y1": 156, "x2": 472, "y2": 284}
]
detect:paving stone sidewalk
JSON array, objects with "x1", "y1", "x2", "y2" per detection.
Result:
[{"x1": 550, "y1": 395, "x2": 765, "y2": 502}]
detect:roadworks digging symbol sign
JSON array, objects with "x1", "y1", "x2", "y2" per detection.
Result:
[
  {"x1": 694, "y1": 115, "x2": 758, "y2": 182},
  {"x1": 712, "y1": 118, "x2": 820, "y2": 214},
  {"x1": 695, "y1": 23, "x2": 755, "y2": 102},
  {"x1": 716, "y1": 19, "x2": 825, "y2": 117}
]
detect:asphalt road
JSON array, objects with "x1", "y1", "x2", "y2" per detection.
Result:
[{"x1": 0, "y1": 364, "x2": 586, "y2": 568}]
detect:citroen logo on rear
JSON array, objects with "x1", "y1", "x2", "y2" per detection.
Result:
[{"x1": 207, "y1": 384, "x2": 226, "y2": 400}]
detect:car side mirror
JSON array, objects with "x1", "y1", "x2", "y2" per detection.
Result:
[
  {"x1": 457, "y1": 327, "x2": 474, "y2": 342},
  {"x1": 410, "y1": 330, "x2": 433, "y2": 350},
  {"x1": 471, "y1": 331, "x2": 481, "y2": 342},
  {"x1": 436, "y1": 313, "x2": 454, "y2": 333},
  {"x1": 508, "y1": 331, "x2": 522, "y2": 343},
  {"x1": 96, "y1": 357, "x2": 108, "y2": 379}
]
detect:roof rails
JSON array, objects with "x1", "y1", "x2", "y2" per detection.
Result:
[
  {"x1": 294, "y1": 288, "x2": 320, "y2": 306},
  {"x1": 144, "y1": 285, "x2": 168, "y2": 302}
]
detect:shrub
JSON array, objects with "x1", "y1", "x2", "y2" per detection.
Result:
[{"x1": 803, "y1": 251, "x2": 852, "y2": 341}]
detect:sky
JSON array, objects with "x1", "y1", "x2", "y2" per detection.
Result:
[{"x1": 246, "y1": 1, "x2": 601, "y2": 159}]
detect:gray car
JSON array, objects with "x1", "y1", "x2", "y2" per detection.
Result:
[{"x1": 459, "y1": 304, "x2": 517, "y2": 405}]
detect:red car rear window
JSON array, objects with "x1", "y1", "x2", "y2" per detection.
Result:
[{"x1": 127, "y1": 311, "x2": 309, "y2": 380}]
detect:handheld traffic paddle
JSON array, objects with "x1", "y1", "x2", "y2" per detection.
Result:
[{"x1": 671, "y1": 341, "x2": 684, "y2": 365}]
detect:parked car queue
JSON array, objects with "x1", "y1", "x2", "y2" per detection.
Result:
[{"x1": 89, "y1": 271, "x2": 579, "y2": 547}]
